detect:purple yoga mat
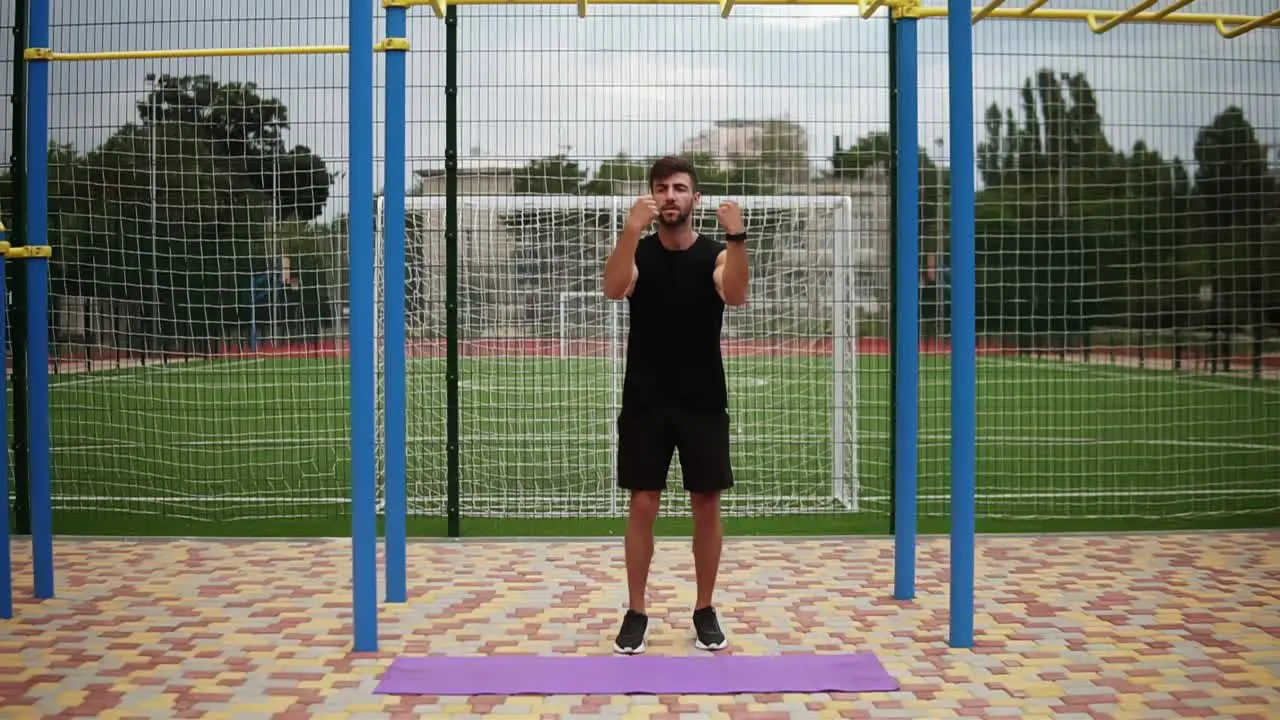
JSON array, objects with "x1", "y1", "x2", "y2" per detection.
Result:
[{"x1": 374, "y1": 653, "x2": 900, "y2": 696}]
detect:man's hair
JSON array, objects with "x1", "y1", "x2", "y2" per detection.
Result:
[{"x1": 648, "y1": 155, "x2": 699, "y2": 192}]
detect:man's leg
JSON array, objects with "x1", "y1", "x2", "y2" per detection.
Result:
[
  {"x1": 689, "y1": 490, "x2": 722, "y2": 611},
  {"x1": 625, "y1": 489, "x2": 662, "y2": 614},
  {"x1": 674, "y1": 410, "x2": 734, "y2": 651},
  {"x1": 613, "y1": 408, "x2": 675, "y2": 655}
]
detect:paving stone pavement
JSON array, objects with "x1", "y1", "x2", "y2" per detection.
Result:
[{"x1": 2, "y1": 531, "x2": 1277, "y2": 719}]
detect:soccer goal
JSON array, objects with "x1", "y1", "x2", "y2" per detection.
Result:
[{"x1": 375, "y1": 193, "x2": 867, "y2": 519}]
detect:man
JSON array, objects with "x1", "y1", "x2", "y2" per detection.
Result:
[{"x1": 601, "y1": 155, "x2": 750, "y2": 655}]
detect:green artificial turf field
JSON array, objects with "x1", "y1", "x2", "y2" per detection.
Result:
[{"x1": 26, "y1": 349, "x2": 1280, "y2": 537}]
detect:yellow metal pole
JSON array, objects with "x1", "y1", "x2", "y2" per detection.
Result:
[
  {"x1": 1151, "y1": 0, "x2": 1197, "y2": 19},
  {"x1": 972, "y1": 0, "x2": 1005, "y2": 24},
  {"x1": 14, "y1": 2, "x2": 1278, "y2": 52},
  {"x1": 1087, "y1": 0, "x2": 1162, "y2": 33},
  {"x1": 906, "y1": 4, "x2": 1278, "y2": 33},
  {"x1": 1217, "y1": 9, "x2": 1280, "y2": 38},
  {"x1": 24, "y1": 46, "x2": 349, "y2": 61}
]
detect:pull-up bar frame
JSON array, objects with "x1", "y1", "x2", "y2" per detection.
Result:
[{"x1": 9, "y1": 0, "x2": 1276, "y2": 656}]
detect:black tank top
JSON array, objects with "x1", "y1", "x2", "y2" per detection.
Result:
[{"x1": 622, "y1": 233, "x2": 728, "y2": 413}]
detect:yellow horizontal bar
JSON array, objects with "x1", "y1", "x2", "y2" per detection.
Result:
[
  {"x1": 399, "y1": 0, "x2": 449, "y2": 14},
  {"x1": 22, "y1": 43, "x2": 413, "y2": 62},
  {"x1": 13, "y1": 0, "x2": 1273, "y2": 37},
  {"x1": 431, "y1": 0, "x2": 869, "y2": 4},
  {"x1": 427, "y1": 0, "x2": 1280, "y2": 32},
  {"x1": 375, "y1": 38, "x2": 412, "y2": 51},
  {"x1": 0, "y1": 242, "x2": 9, "y2": 254},
  {"x1": 6, "y1": 246, "x2": 53, "y2": 260}
]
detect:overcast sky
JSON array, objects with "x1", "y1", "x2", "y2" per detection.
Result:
[{"x1": 1, "y1": 0, "x2": 1276, "y2": 218}]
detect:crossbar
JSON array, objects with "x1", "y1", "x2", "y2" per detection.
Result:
[
  {"x1": 22, "y1": 40, "x2": 408, "y2": 62},
  {"x1": 398, "y1": 0, "x2": 1278, "y2": 35}
]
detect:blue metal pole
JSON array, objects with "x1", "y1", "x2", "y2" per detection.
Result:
[
  {"x1": 891, "y1": 10, "x2": 919, "y2": 603},
  {"x1": 947, "y1": 0, "x2": 976, "y2": 649},
  {"x1": 0, "y1": 225, "x2": 10, "y2": 620},
  {"x1": 382, "y1": 0, "x2": 409, "y2": 606},
  {"x1": 25, "y1": 0, "x2": 55, "y2": 602},
  {"x1": 349, "y1": 0, "x2": 378, "y2": 652}
]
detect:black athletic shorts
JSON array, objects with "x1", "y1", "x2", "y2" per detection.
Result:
[{"x1": 616, "y1": 406, "x2": 734, "y2": 494}]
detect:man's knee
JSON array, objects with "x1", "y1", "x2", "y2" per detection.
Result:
[
  {"x1": 629, "y1": 490, "x2": 663, "y2": 522},
  {"x1": 689, "y1": 490, "x2": 720, "y2": 518}
]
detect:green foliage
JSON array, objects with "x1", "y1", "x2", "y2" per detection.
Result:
[
  {"x1": 509, "y1": 150, "x2": 785, "y2": 198},
  {"x1": 1191, "y1": 106, "x2": 1279, "y2": 330},
  {"x1": 829, "y1": 130, "x2": 951, "y2": 250},
  {"x1": 15, "y1": 73, "x2": 336, "y2": 352},
  {"x1": 137, "y1": 74, "x2": 333, "y2": 223},
  {"x1": 13, "y1": 67, "x2": 1276, "y2": 358},
  {"x1": 968, "y1": 69, "x2": 1278, "y2": 358}
]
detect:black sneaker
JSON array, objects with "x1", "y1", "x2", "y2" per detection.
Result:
[
  {"x1": 693, "y1": 606, "x2": 728, "y2": 651},
  {"x1": 612, "y1": 609, "x2": 649, "y2": 655}
]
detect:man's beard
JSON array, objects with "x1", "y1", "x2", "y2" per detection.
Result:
[{"x1": 658, "y1": 206, "x2": 690, "y2": 228}]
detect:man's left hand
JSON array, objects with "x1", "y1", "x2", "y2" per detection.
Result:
[{"x1": 716, "y1": 200, "x2": 745, "y2": 236}]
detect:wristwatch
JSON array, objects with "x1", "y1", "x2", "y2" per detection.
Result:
[{"x1": 725, "y1": 231, "x2": 747, "y2": 244}]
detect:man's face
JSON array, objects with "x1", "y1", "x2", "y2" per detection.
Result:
[{"x1": 651, "y1": 172, "x2": 699, "y2": 228}]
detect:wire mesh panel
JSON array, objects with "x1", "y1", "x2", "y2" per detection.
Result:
[
  {"x1": 396, "y1": 4, "x2": 893, "y2": 523},
  {"x1": 14, "y1": 0, "x2": 1278, "y2": 536},
  {"x1": 380, "y1": 193, "x2": 870, "y2": 519},
  {"x1": 31, "y1": 0, "x2": 354, "y2": 527},
  {"x1": 917, "y1": 0, "x2": 1280, "y2": 524}
]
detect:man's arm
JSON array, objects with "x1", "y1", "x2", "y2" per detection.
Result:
[
  {"x1": 714, "y1": 200, "x2": 749, "y2": 306},
  {"x1": 603, "y1": 226, "x2": 641, "y2": 300},
  {"x1": 604, "y1": 196, "x2": 657, "y2": 299},
  {"x1": 714, "y1": 242, "x2": 749, "y2": 306}
]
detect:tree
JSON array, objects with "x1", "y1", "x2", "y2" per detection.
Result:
[
  {"x1": 1190, "y1": 106, "x2": 1278, "y2": 373},
  {"x1": 830, "y1": 130, "x2": 951, "y2": 331},
  {"x1": 42, "y1": 73, "x2": 336, "y2": 356},
  {"x1": 829, "y1": 129, "x2": 950, "y2": 246},
  {"x1": 137, "y1": 74, "x2": 333, "y2": 222},
  {"x1": 976, "y1": 69, "x2": 1119, "y2": 201},
  {"x1": 970, "y1": 69, "x2": 1202, "y2": 354},
  {"x1": 1106, "y1": 141, "x2": 1192, "y2": 346},
  {"x1": 279, "y1": 219, "x2": 343, "y2": 340},
  {"x1": 511, "y1": 155, "x2": 588, "y2": 196},
  {"x1": 581, "y1": 153, "x2": 649, "y2": 196}
]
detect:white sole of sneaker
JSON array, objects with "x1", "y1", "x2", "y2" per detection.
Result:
[
  {"x1": 613, "y1": 627, "x2": 649, "y2": 655},
  {"x1": 694, "y1": 635, "x2": 728, "y2": 651}
]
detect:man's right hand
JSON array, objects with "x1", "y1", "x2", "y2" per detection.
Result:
[{"x1": 625, "y1": 196, "x2": 660, "y2": 234}]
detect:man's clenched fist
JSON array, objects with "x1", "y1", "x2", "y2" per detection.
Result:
[
  {"x1": 716, "y1": 200, "x2": 744, "y2": 235},
  {"x1": 626, "y1": 196, "x2": 660, "y2": 233}
]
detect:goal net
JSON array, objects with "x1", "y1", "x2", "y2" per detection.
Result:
[{"x1": 375, "y1": 194, "x2": 866, "y2": 518}]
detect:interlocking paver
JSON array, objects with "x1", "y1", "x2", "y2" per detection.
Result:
[{"x1": 2, "y1": 531, "x2": 1277, "y2": 718}]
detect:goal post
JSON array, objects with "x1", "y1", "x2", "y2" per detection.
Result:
[
  {"x1": 375, "y1": 193, "x2": 866, "y2": 518},
  {"x1": 556, "y1": 290, "x2": 625, "y2": 514}
]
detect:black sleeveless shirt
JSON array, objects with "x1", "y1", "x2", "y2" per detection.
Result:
[{"x1": 621, "y1": 233, "x2": 728, "y2": 414}]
